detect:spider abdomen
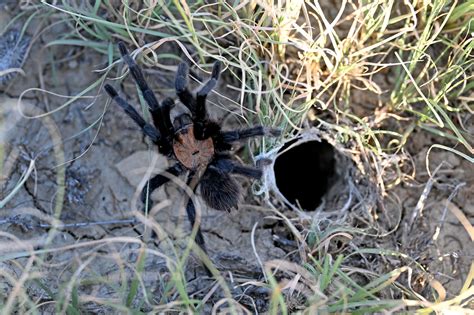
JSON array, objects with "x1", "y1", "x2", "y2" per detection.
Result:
[
  {"x1": 173, "y1": 125, "x2": 214, "y2": 170},
  {"x1": 200, "y1": 167, "x2": 241, "y2": 211}
]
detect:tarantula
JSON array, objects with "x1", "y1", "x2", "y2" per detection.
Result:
[{"x1": 104, "y1": 42, "x2": 280, "y2": 254}]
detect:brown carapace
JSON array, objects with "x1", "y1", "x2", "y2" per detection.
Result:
[{"x1": 173, "y1": 126, "x2": 214, "y2": 170}]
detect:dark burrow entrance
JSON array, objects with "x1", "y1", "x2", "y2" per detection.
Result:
[{"x1": 273, "y1": 139, "x2": 336, "y2": 210}]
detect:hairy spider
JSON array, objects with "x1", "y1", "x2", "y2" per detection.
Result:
[{"x1": 104, "y1": 42, "x2": 280, "y2": 255}]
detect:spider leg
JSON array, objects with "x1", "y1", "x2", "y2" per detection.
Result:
[
  {"x1": 185, "y1": 196, "x2": 213, "y2": 276},
  {"x1": 175, "y1": 62, "x2": 196, "y2": 113},
  {"x1": 155, "y1": 97, "x2": 175, "y2": 136},
  {"x1": 213, "y1": 125, "x2": 281, "y2": 151},
  {"x1": 220, "y1": 125, "x2": 281, "y2": 143},
  {"x1": 118, "y1": 42, "x2": 173, "y2": 139},
  {"x1": 141, "y1": 163, "x2": 184, "y2": 207},
  {"x1": 185, "y1": 194, "x2": 206, "y2": 252},
  {"x1": 184, "y1": 171, "x2": 209, "y2": 263},
  {"x1": 195, "y1": 120, "x2": 221, "y2": 141},
  {"x1": 104, "y1": 84, "x2": 161, "y2": 143},
  {"x1": 193, "y1": 62, "x2": 221, "y2": 139},
  {"x1": 212, "y1": 158, "x2": 263, "y2": 179},
  {"x1": 195, "y1": 61, "x2": 221, "y2": 122}
]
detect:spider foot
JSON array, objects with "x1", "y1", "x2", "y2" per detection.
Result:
[
  {"x1": 175, "y1": 62, "x2": 190, "y2": 93},
  {"x1": 196, "y1": 61, "x2": 221, "y2": 98}
]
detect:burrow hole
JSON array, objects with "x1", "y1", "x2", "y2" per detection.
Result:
[{"x1": 273, "y1": 139, "x2": 337, "y2": 210}]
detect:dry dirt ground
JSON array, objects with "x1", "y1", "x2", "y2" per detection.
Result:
[
  {"x1": 1, "y1": 5, "x2": 473, "y2": 312},
  {"x1": 1, "y1": 35, "x2": 294, "y2": 308}
]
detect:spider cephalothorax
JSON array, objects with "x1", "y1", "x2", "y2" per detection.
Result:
[
  {"x1": 104, "y1": 42, "x2": 280, "y2": 255},
  {"x1": 172, "y1": 117, "x2": 215, "y2": 170}
]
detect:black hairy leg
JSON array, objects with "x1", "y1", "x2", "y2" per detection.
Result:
[
  {"x1": 156, "y1": 97, "x2": 175, "y2": 136},
  {"x1": 220, "y1": 126, "x2": 281, "y2": 142},
  {"x1": 184, "y1": 170, "x2": 211, "y2": 275},
  {"x1": 117, "y1": 42, "x2": 174, "y2": 153},
  {"x1": 195, "y1": 61, "x2": 221, "y2": 122},
  {"x1": 141, "y1": 164, "x2": 184, "y2": 207},
  {"x1": 174, "y1": 61, "x2": 222, "y2": 140},
  {"x1": 117, "y1": 43, "x2": 159, "y2": 109},
  {"x1": 194, "y1": 62, "x2": 221, "y2": 139},
  {"x1": 213, "y1": 126, "x2": 281, "y2": 151},
  {"x1": 104, "y1": 84, "x2": 161, "y2": 143},
  {"x1": 185, "y1": 196, "x2": 212, "y2": 276},
  {"x1": 185, "y1": 197, "x2": 206, "y2": 251},
  {"x1": 212, "y1": 158, "x2": 263, "y2": 179},
  {"x1": 175, "y1": 62, "x2": 196, "y2": 113}
]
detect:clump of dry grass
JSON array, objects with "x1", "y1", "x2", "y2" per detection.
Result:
[{"x1": 1, "y1": 0, "x2": 473, "y2": 313}]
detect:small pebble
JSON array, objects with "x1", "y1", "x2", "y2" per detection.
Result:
[
  {"x1": 68, "y1": 60, "x2": 78, "y2": 69},
  {"x1": 0, "y1": 29, "x2": 30, "y2": 85}
]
